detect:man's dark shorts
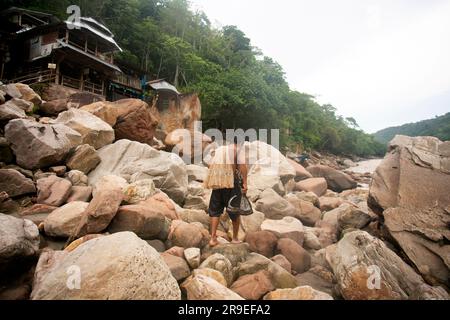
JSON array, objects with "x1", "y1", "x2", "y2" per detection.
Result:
[{"x1": 208, "y1": 178, "x2": 242, "y2": 221}]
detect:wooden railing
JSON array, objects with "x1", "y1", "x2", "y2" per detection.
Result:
[
  {"x1": 83, "y1": 80, "x2": 103, "y2": 95},
  {"x1": 67, "y1": 40, "x2": 114, "y2": 64},
  {"x1": 9, "y1": 69, "x2": 56, "y2": 85},
  {"x1": 61, "y1": 75, "x2": 81, "y2": 90},
  {"x1": 6, "y1": 69, "x2": 104, "y2": 96},
  {"x1": 113, "y1": 73, "x2": 142, "y2": 90}
]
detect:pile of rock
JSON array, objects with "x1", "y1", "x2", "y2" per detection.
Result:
[{"x1": 0, "y1": 83, "x2": 448, "y2": 300}]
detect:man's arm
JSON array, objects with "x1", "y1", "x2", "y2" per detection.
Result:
[{"x1": 237, "y1": 149, "x2": 248, "y2": 194}]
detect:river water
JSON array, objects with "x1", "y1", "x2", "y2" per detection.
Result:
[{"x1": 346, "y1": 158, "x2": 383, "y2": 174}]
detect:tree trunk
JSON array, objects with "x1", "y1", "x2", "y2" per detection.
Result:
[
  {"x1": 157, "y1": 55, "x2": 163, "y2": 79},
  {"x1": 174, "y1": 62, "x2": 179, "y2": 87}
]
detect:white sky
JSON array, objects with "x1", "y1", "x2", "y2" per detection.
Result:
[{"x1": 191, "y1": 0, "x2": 450, "y2": 133}]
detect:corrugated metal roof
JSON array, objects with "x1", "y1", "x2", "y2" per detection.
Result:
[
  {"x1": 65, "y1": 18, "x2": 122, "y2": 52},
  {"x1": 147, "y1": 79, "x2": 180, "y2": 94}
]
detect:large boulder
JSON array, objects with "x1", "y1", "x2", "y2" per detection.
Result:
[
  {"x1": 66, "y1": 144, "x2": 101, "y2": 174},
  {"x1": 30, "y1": 232, "x2": 181, "y2": 299},
  {"x1": 108, "y1": 204, "x2": 167, "y2": 240},
  {"x1": 66, "y1": 186, "x2": 92, "y2": 203},
  {"x1": 245, "y1": 230, "x2": 278, "y2": 258},
  {"x1": 244, "y1": 141, "x2": 295, "y2": 183},
  {"x1": 263, "y1": 286, "x2": 333, "y2": 300},
  {"x1": 255, "y1": 188, "x2": 299, "y2": 219},
  {"x1": 230, "y1": 270, "x2": 275, "y2": 300},
  {"x1": 66, "y1": 91, "x2": 105, "y2": 109},
  {"x1": 287, "y1": 158, "x2": 313, "y2": 181},
  {"x1": 284, "y1": 193, "x2": 322, "y2": 226},
  {"x1": 199, "y1": 253, "x2": 234, "y2": 287},
  {"x1": 0, "y1": 169, "x2": 36, "y2": 197},
  {"x1": 161, "y1": 253, "x2": 191, "y2": 281},
  {"x1": 36, "y1": 175, "x2": 72, "y2": 207},
  {"x1": 216, "y1": 140, "x2": 294, "y2": 200},
  {"x1": 7, "y1": 98, "x2": 34, "y2": 113},
  {"x1": 39, "y1": 99, "x2": 68, "y2": 116},
  {"x1": 72, "y1": 178, "x2": 124, "y2": 238},
  {"x1": 14, "y1": 83, "x2": 42, "y2": 106},
  {"x1": 337, "y1": 204, "x2": 372, "y2": 232},
  {"x1": 88, "y1": 139, "x2": 188, "y2": 204},
  {"x1": 0, "y1": 100, "x2": 27, "y2": 121},
  {"x1": 202, "y1": 243, "x2": 250, "y2": 267},
  {"x1": 43, "y1": 201, "x2": 89, "y2": 238},
  {"x1": 240, "y1": 210, "x2": 265, "y2": 233},
  {"x1": 295, "y1": 191, "x2": 320, "y2": 207},
  {"x1": 0, "y1": 214, "x2": 39, "y2": 272},
  {"x1": 184, "y1": 247, "x2": 201, "y2": 269},
  {"x1": 165, "y1": 129, "x2": 212, "y2": 164},
  {"x1": 20, "y1": 204, "x2": 57, "y2": 226},
  {"x1": 5, "y1": 119, "x2": 82, "y2": 170},
  {"x1": 140, "y1": 192, "x2": 179, "y2": 220},
  {"x1": 307, "y1": 165, "x2": 357, "y2": 192},
  {"x1": 271, "y1": 254, "x2": 292, "y2": 273},
  {"x1": 80, "y1": 101, "x2": 119, "y2": 126},
  {"x1": 123, "y1": 179, "x2": 157, "y2": 204},
  {"x1": 295, "y1": 266, "x2": 336, "y2": 297},
  {"x1": 186, "y1": 164, "x2": 208, "y2": 182},
  {"x1": 53, "y1": 109, "x2": 114, "y2": 149},
  {"x1": 325, "y1": 230, "x2": 448, "y2": 300},
  {"x1": 295, "y1": 178, "x2": 327, "y2": 197},
  {"x1": 179, "y1": 208, "x2": 209, "y2": 228},
  {"x1": 276, "y1": 238, "x2": 311, "y2": 274},
  {"x1": 319, "y1": 196, "x2": 343, "y2": 212},
  {"x1": 1, "y1": 83, "x2": 21, "y2": 99},
  {"x1": 237, "y1": 253, "x2": 298, "y2": 289},
  {"x1": 261, "y1": 217, "x2": 304, "y2": 245},
  {"x1": 0, "y1": 137, "x2": 13, "y2": 164},
  {"x1": 192, "y1": 268, "x2": 227, "y2": 287},
  {"x1": 112, "y1": 99, "x2": 158, "y2": 145},
  {"x1": 181, "y1": 274, "x2": 244, "y2": 300},
  {"x1": 368, "y1": 136, "x2": 450, "y2": 288},
  {"x1": 168, "y1": 220, "x2": 209, "y2": 249}
]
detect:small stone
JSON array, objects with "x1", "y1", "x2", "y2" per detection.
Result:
[
  {"x1": 184, "y1": 247, "x2": 201, "y2": 269},
  {"x1": 49, "y1": 166, "x2": 67, "y2": 177},
  {"x1": 36, "y1": 175, "x2": 72, "y2": 207}
]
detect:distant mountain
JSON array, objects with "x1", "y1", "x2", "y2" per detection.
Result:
[{"x1": 373, "y1": 112, "x2": 450, "y2": 145}]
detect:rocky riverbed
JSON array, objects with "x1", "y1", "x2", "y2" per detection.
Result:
[
  {"x1": 346, "y1": 159, "x2": 383, "y2": 174},
  {"x1": 0, "y1": 83, "x2": 449, "y2": 300}
]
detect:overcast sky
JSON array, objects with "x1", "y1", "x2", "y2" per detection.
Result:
[{"x1": 191, "y1": 0, "x2": 450, "y2": 133}]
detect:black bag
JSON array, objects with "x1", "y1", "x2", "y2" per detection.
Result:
[{"x1": 227, "y1": 194, "x2": 253, "y2": 216}]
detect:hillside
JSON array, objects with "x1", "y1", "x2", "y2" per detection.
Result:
[
  {"x1": 0, "y1": 0, "x2": 385, "y2": 156},
  {"x1": 373, "y1": 112, "x2": 450, "y2": 145}
]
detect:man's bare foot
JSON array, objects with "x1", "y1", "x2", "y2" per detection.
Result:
[
  {"x1": 231, "y1": 239, "x2": 243, "y2": 244},
  {"x1": 209, "y1": 237, "x2": 219, "y2": 247}
]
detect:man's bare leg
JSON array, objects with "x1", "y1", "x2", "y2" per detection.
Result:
[
  {"x1": 231, "y1": 216, "x2": 242, "y2": 243},
  {"x1": 209, "y1": 217, "x2": 220, "y2": 247}
]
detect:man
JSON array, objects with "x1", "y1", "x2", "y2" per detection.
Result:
[{"x1": 204, "y1": 138, "x2": 248, "y2": 247}]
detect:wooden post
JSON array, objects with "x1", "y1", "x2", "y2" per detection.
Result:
[
  {"x1": 65, "y1": 29, "x2": 69, "y2": 43},
  {"x1": 55, "y1": 61, "x2": 60, "y2": 85},
  {"x1": 80, "y1": 70, "x2": 84, "y2": 91}
]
